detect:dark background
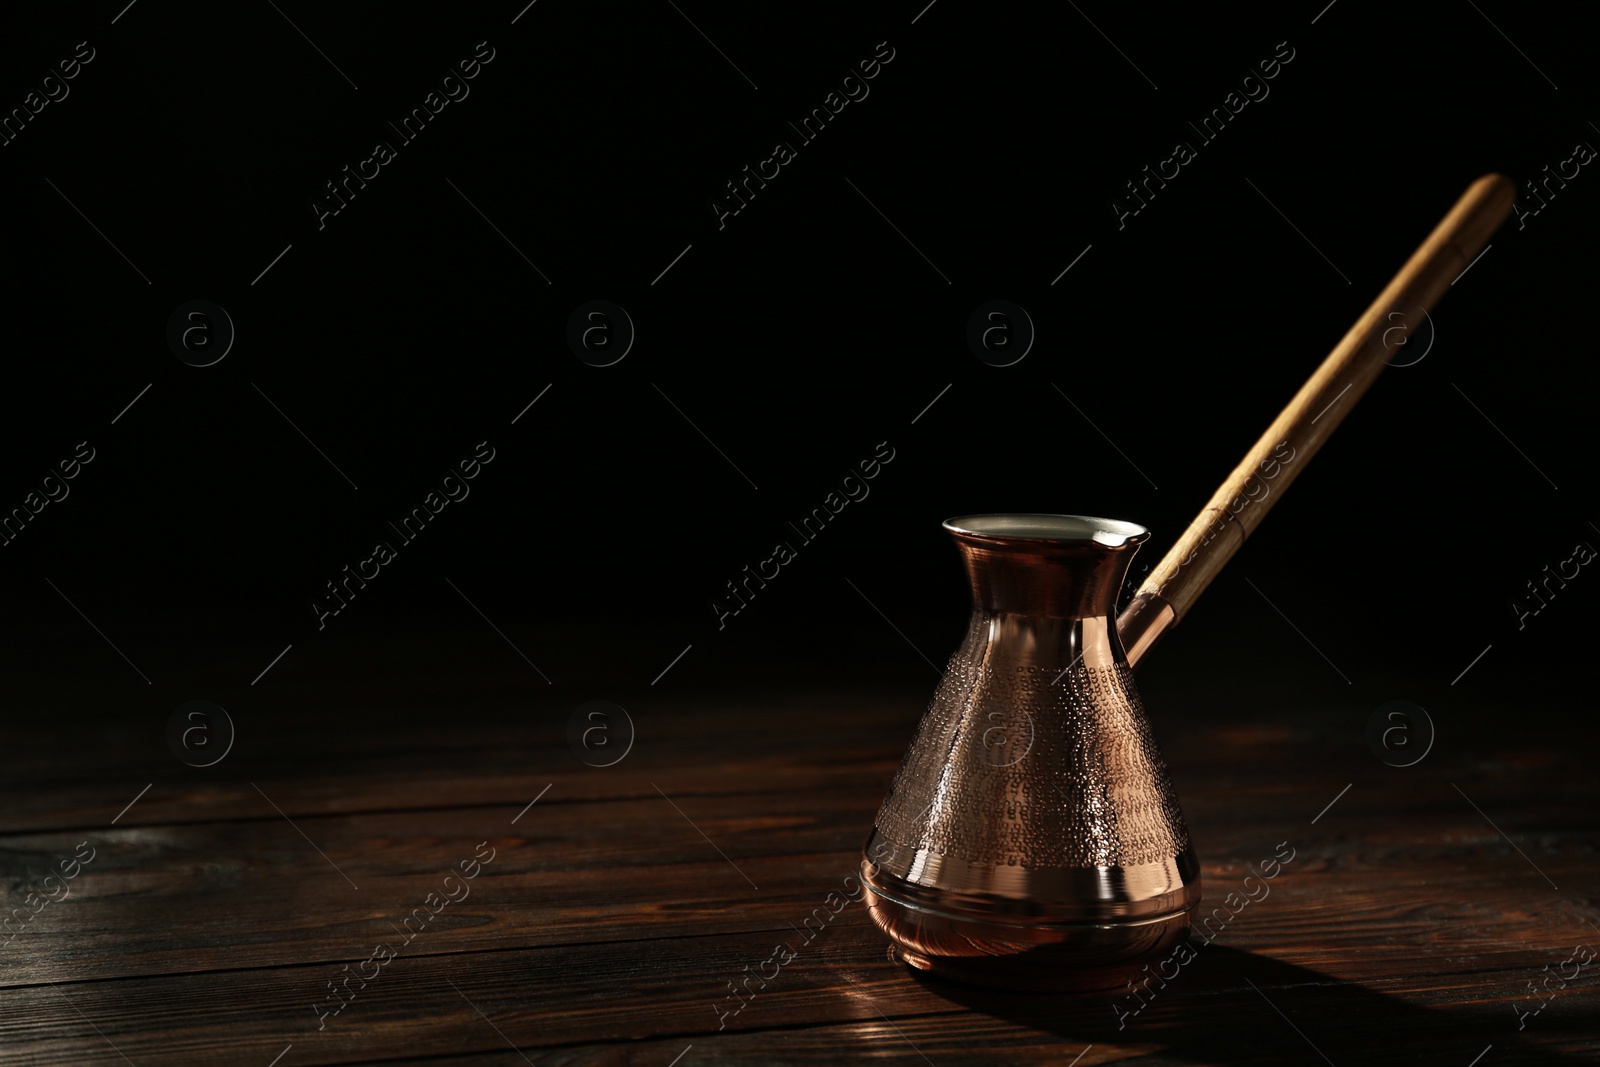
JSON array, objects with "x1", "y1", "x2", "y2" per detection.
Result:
[{"x1": 0, "y1": 0, "x2": 1594, "y2": 732}]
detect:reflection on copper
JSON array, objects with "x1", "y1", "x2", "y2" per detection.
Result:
[{"x1": 861, "y1": 515, "x2": 1199, "y2": 990}]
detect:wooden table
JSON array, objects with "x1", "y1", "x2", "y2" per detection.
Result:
[{"x1": 2, "y1": 627, "x2": 1595, "y2": 1066}]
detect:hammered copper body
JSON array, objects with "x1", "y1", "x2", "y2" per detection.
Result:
[{"x1": 860, "y1": 514, "x2": 1199, "y2": 990}]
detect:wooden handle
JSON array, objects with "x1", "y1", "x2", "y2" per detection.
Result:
[{"x1": 1119, "y1": 174, "x2": 1515, "y2": 665}]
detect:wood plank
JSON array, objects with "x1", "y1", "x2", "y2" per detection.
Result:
[
  {"x1": 3, "y1": 921, "x2": 1595, "y2": 1066},
  {"x1": 5, "y1": 672, "x2": 1593, "y2": 836},
  {"x1": 2, "y1": 782, "x2": 1595, "y2": 985}
]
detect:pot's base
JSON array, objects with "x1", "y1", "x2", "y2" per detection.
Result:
[
  {"x1": 864, "y1": 881, "x2": 1196, "y2": 993},
  {"x1": 888, "y1": 943, "x2": 1154, "y2": 993}
]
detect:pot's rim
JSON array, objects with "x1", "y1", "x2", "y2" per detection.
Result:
[{"x1": 943, "y1": 513, "x2": 1149, "y2": 547}]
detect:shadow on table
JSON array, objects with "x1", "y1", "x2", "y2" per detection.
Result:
[{"x1": 910, "y1": 944, "x2": 1580, "y2": 1066}]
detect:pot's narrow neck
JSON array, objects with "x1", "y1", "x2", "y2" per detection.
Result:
[
  {"x1": 966, "y1": 611, "x2": 1126, "y2": 670},
  {"x1": 952, "y1": 536, "x2": 1140, "y2": 621}
]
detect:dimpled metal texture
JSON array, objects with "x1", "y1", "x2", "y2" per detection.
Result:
[{"x1": 874, "y1": 612, "x2": 1188, "y2": 873}]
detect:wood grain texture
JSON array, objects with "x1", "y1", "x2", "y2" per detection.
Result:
[{"x1": 1, "y1": 630, "x2": 1596, "y2": 1066}]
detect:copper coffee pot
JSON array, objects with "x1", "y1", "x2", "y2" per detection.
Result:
[{"x1": 861, "y1": 175, "x2": 1515, "y2": 990}]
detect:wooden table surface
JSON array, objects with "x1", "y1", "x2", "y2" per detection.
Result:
[{"x1": 2, "y1": 626, "x2": 1596, "y2": 1066}]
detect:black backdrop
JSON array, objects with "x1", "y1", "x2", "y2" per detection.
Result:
[{"x1": 1, "y1": 1, "x2": 1595, "y2": 732}]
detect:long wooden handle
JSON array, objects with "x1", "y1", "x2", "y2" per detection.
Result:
[{"x1": 1118, "y1": 173, "x2": 1515, "y2": 667}]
